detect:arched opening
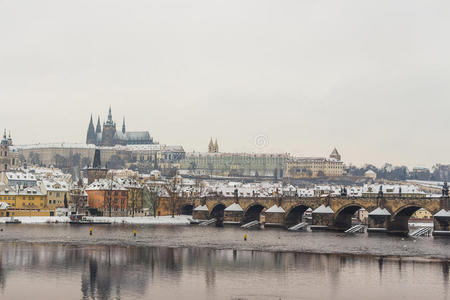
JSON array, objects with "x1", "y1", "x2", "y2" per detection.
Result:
[
  {"x1": 181, "y1": 204, "x2": 193, "y2": 215},
  {"x1": 243, "y1": 204, "x2": 265, "y2": 224},
  {"x1": 210, "y1": 203, "x2": 226, "y2": 220},
  {"x1": 389, "y1": 206, "x2": 432, "y2": 235},
  {"x1": 210, "y1": 203, "x2": 226, "y2": 227},
  {"x1": 285, "y1": 205, "x2": 311, "y2": 227},
  {"x1": 334, "y1": 205, "x2": 364, "y2": 230}
]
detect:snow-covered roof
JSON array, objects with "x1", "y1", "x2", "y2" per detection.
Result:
[
  {"x1": 368, "y1": 207, "x2": 391, "y2": 216},
  {"x1": 265, "y1": 205, "x2": 285, "y2": 213},
  {"x1": 5, "y1": 172, "x2": 36, "y2": 181},
  {"x1": 16, "y1": 143, "x2": 184, "y2": 153},
  {"x1": 363, "y1": 184, "x2": 425, "y2": 195},
  {"x1": 434, "y1": 209, "x2": 450, "y2": 217},
  {"x1": 193, "y1": 205, "x2": 209, "y2": 211},
  {"x1": 0, "y1": 202, "x2": 10, "y2": 210},
  {"x1": 86, "y1": 179, "x2": 127, "y2": 191},
  {"x1": 41, "y1": 179, "x2": 69, "y2": 191},
  {"x1": 224, "y1": 203, "x2": 243, "y2": 212},
  {"x1": 186, "y1": 152, "x2": 290, "y2": 158},
  {"x1": 312, "y1": 205, "x2": 334, "y2": 214}
]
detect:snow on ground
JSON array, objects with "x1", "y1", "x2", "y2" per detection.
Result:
[
  {"x1": 0, "y1": 215, "x2": 191, "y2": 225},
  {"x1": 86, "y1": 215, "x2": 191, "y2": 225},
  {"x1": 0, "y1": 216, "x2": 70, "y2": 224}
]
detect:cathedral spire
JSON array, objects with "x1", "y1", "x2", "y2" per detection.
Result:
[
  {"x1": 96, "y1": 116, "x2": 101, "y2": 133},
  {"x1": 86, "y1": 114, "x2": 96, "y2": 144},
  {"x1": 104, "y1": 106, "x2": 115, "y2": 126},
  {"x1": 214, "y1": 139, "x2": 219, "y2": 153},
  {"x1": 122, "y1": 117, "x2": 126, "y2": 133},
  {"x1": 208, "y1": 137, "x2": 214, "y2": 153}
]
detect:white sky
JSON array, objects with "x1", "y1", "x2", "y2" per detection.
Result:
[{"x1": 1, "y1": 0, "x2": 449, "y2": 168}]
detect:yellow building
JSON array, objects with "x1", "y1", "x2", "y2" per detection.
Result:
[
  {"x1": 41, "y1": 180, "x2": 70, "y2": 209},
  {"x1": 411, "y1": 208, "x2": 433, "y2": 220},
  {"x1": 0, "y1": 185, "x2": 52, "y2": 216}
]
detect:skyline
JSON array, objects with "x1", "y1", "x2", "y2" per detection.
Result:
[{"x1": 1, "y1": 0, "x2": 450, "y2": 168}]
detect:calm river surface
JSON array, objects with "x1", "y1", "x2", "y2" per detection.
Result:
[{"x1": 0, "y1": 224, "x2": 448, "y2": 300}]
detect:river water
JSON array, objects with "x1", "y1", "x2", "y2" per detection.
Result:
[{"x1": 0, "y1": 224, "x2": 448, "y2": 299}]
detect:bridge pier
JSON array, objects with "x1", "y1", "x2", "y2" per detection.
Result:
[
  {"x1": 264, "y1": 205, "x2": 286, "y2": 227},
  {"x1": 311, "y1": 205, "x2": 334, "y2": 231},
  {"x1": 193, "y1": 205, "x2": 209, "y2": 220},
  {"x1": 223, "y1": 203, "x2": 244, "y2": 224},
  {"x1": 433, "y1": 210, "x2": 450, "y2": 236},
  {"x1": 367, "y1": 208, "x2": 391, "y2": 234}
]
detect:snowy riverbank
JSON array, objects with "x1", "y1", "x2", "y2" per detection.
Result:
[{"x1": 0, "y1": 215, "x2": 192, "y2": 225}]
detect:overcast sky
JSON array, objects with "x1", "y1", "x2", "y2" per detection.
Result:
[{"x1": 1, "y1": 0, "x2": 449, "y2": 168}]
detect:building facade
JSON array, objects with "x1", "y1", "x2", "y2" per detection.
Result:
[
  {"x1": 285, "y1": 149, "x2": 345, "y2": 178},
  {"x1": 85, "y1": 179, "x2": 128, "y2": 216},
  {"x1": 41, "y1": 179, "x2": 70, "y2": 209},
  {"x1": 0, "y1": 185, "x2": 50, "y2": 216},
  {"x1": 86, "y1": 107, "x2": 154, "y2": 146},
  {"x1": 180, "y1": 152, "x2": 288, "y2": 178}
]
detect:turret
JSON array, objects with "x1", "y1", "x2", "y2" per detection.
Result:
[
  {"x1": 1, "y1": 129, "x2": 8, "y2": 146},
  {"x1": 7, "y1": 132, "x2": 12, "y2": 146},
  {"x1": 330, "y1": 148, "x2": 341, "y2": 161}
]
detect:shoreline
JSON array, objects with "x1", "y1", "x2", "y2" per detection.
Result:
[
  {"x1": 0, "y1": 215, "x2": 192, "y2": 225},
  {"x1": 0, "y1": 239, "x2": 448, "y2": 263}
]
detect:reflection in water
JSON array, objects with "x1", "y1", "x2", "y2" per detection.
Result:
[{"x1": 0, "y1": 242, "x2": 448, "y2": 300}]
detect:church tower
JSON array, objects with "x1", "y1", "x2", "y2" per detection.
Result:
[
  {"x1": 122, "y1": 117, "x2": 126, "y2": 134},
  {"x1": 86, "y1": 115, "x2": 96, "y2": 144},
  {"x1": 102, "y1": 106, "x2": 117, "y2": 146}
]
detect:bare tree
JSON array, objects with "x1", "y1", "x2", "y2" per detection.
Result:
[
  {"x1": 144, "y1": 186, "x2": 160, "y2": 217},
  {"x1": 163, "y1": 176, "x2": 181, "y2": 218},
  {"x1": 104, "y1": 173, "x2": 114, "y2": 217}
]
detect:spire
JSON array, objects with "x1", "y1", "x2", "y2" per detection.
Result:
[
  {"x1": 104, "y1": 106, "x2": 115, "y2": 126},
  {"x1": 108, "y1": 106, "x2": 112, "y2": 122},
  {"x1": 7, "y1": 131, "x2": 12, "y2": 146},
  {"x1": 208, "y1": 137, "x2": 214, "y2": 153},
  {"x1": 214, "y1": 139, "x2": 219, "y2": 153},
  {"x1": 92, "y1": 149, "x2": 102, "y2": 168},
  {"x1": 330, "y1": 148, "x2": 341, "y2": 161},
  {"x1": 96, "y1": 116, "x2": 101, "y2": 133},
  {"x1": 122, "y1": 117, "x2": 126, "y2": 134},
  {"x1": 1, "y1": 129, "x2": 8, "y2": 146},
  {"x1": 86, "y1": 114, "x2": 96, "y2": 144}
]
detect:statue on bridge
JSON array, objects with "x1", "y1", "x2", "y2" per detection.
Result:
[
  {"x1": 378, "y1": 185, "x2": 384, "y2": 198},
  {"x1": 340, "y1": 186, "x2": 347, "y2": 197},
  {"x1": 443, "y1": 181, "x2": 449, "y2": 197}
]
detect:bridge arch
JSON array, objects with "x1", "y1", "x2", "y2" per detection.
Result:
[
  {"x1": 285, "y1": 205, "x2": 311, "y2": 227},
  {"x1": 243, "y1": 203, "x2": 266, "y2": 223},
  {"x1": 389, "y1": 205, "x2": 428, "y2": 234},
  {"x1": 334, "y1": 204, "x2": 367, "y2": 230},
  {"x1": 181, "y1": 204, "x2": 194, "y2": 215},
  {"x1": 210, "y1": 203, "x2": 226, "y2": 220}
]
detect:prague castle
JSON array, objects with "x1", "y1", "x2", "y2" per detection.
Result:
[{"x1": 86, "y1": 107, "x2": 154, "y2": 146}]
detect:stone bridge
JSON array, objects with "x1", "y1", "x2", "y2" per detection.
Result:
[{"x1": 177, "y1": 195, "x2": 450, "y2": 236}]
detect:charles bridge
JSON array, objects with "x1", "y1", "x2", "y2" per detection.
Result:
[{"x1": 176, "y1": 192, "x2": 450, "y2": 236}]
